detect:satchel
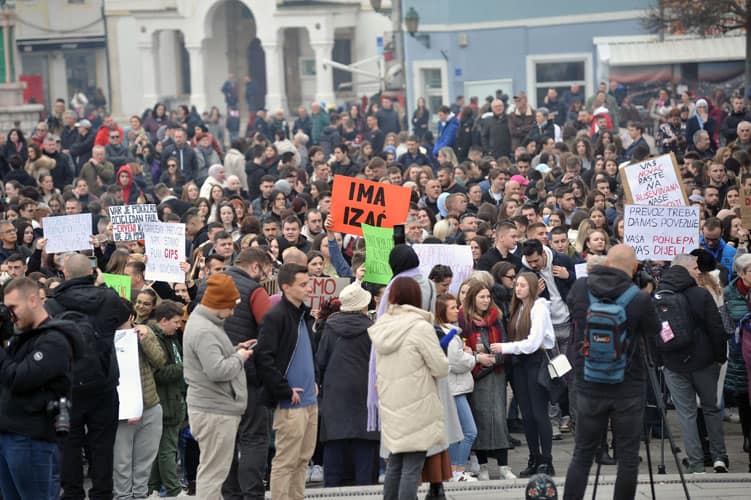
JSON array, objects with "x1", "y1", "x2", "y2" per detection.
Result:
[{"x1": 537, "y1": 350, "x2": 568, "y2": 402}]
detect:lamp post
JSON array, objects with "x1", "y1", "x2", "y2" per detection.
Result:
[{"x1": 404, "y1": 6, "x2": 430, "y2": 49}]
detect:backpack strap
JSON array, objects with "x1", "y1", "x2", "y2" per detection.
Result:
[{"x1": 615, "y1": 285, "x2": 639, "y2": 309}]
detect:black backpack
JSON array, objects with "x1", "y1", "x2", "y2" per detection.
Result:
[
  {"x1": 46, "y1": 305, "x2": 117, "y2": 393},
  {"x1": 652, "y1": 289, "x2": 695, "y2": 352}
]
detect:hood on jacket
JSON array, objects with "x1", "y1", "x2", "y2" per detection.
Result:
[
  {"x1": 658, "y1": 265, "x2": 695, "y2": 294},
  {"x1": 116, "y1": 164, "x2": 135, "y2": 189},
  {"x1": 326, "y1": 311, "x2": 372, "y2": 339},
  {"x1": 587, "y1": 265, "x2": 635, "y2": 301},
  {"x1": 50, "y1": 276, "x2": 103, "y2": 313},
  {"x1": 37, "y1": 318, "x2": 85, "y2": 361},
  {"x1": 369, "y1": 304, "x2": 432, "y2": 355}
]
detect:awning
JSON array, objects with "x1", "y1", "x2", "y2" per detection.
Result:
[
  {"x1": 596, "y1": 34, "x2": 745, "y2": 66},
  {"x1": 17, "y1": 36, "x2": 105, "y2": 53}
]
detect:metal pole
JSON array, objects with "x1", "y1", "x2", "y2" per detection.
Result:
[{"x1": 101, "y1": 0, "x2": 113, "y2": 112}]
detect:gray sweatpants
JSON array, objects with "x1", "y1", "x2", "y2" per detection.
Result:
[{"x1": 113, "y1": 404, "x2": 163, "y2": 500}]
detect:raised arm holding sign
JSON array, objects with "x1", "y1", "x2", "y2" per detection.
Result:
[
  {"x1": 329, "y1": 175, "x2": 412, "y2": 236},
  {"x1": 42, "y1": 213, "x2": 93, "y2": 253},
  {"x1": 619, "y1": 153, "x2": 688, "y2": 207}
]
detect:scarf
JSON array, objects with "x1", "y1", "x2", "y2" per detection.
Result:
[
  {"x1": 366, "y1": 266, "x2": 423, "y2": 431},
  {"x1": 462, "y1": 306, "x2": 505, "y2": 377}
]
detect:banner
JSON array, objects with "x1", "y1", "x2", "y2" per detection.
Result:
[
  {"x1": 413, "y1": 244, "x2": 473, "y2": 295},
  {"x1": 115, "y1": 329, "x2": 143, "y2": 420},
  {"x1": 143, "y1": 222, "x2": 186, "y2": 283},
  {"x1": 308, "y1": 277, "x2": 350, "y2": 310},
  {"x1": 742, "y1": 186, "x2": 751, "y2": 228},
  {"x1": 329, "y1": 175, "x2": 412, "y2": 236},
  {"x1": 619, "y1": 153, "x2": 687, "y2": 207},
  {"x1": 362, "y1": 224, "x2": 394, "y2": 285},
  {"x1": 109, "y1": 204, "x2": 158, "y2": 242},
  {"x1": 42, "y1": 213, "x2": 93, "y2": 254},
  {"x1": 102, "y1": 273, "x2": 132, "y2": 300},
  {"x1": 623, "y1": 205, "x2": 700, "y2": 261}
]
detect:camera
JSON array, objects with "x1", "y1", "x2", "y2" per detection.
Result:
[{"x1": 47, "y1": 397, "x2": 71, "y2": 437}]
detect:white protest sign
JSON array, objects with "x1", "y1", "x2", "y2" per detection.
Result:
[
  {"x1": 115, "y1": 329, "x2": 143, "y2": 420},
  {"x1": 619, "y1": 153, "x2": 687, "y2": 207},
  {"x1": 143, "y1": 222, "x2": 186, "y2": 283},
  {"x1": 413, "y1": 244, "x2": 473, "y2": 295},
  {"x1": 574, "y1": 262, "x2": 588, "y2": 279},
  {"x1": 109, "y1": 204, "x2": 158, "y2": 242},
  {"x1": 623, "y1": 205, "x2": 700, "y2": 261},
  {"x1": 42, "y1": 214, "x2": 93, "y2": 254},
  {"x1": 308, "y1": 276, "x2": 350, "y2": 310}
]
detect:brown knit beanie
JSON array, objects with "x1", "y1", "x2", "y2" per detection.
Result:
[{"x1": 201, "y1": 274, "x2": 241, "y2": 310}]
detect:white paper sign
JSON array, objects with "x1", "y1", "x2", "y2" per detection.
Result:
[
  {"x1": 308, "y1": 276, "x2": 351, "y2": 310},
  {"x1": 623, "y1": 205, "x2": 700, "y2": 261},
  {"x1": 620, "y1": 154, "x2": 685, "y2": 206},
  {"x1": 413, "y1": 244, "x2": 474, "y2": 295},
  {"x1": 115, "y1": 329, "x2": 143, "y2": 420},
  {"x1": 42, "y1": 214, "x2": 93, "y2": 254},
  {"x1": 143, "y1": 222, "x2": 186, "y2": 283},
  {"x1": 109, "y1": 204, "x2": 158, "y2": 242},
  {"x1": 574, "y1": 263, "x2": 588, "y2": 279}
]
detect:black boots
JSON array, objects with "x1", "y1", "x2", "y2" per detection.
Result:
[
  {"x1": 425, "y1": 482, "x2": 445, "y2": 500},
  {"x1": 596, "y1": 448, "x2": 617, "y2": 465},
  {"x1": 518, "y1": 455, "x2": 538, "y2": 478},
  {"x1": 536, "y1": 455, "x2": 556, "y2": 477}
]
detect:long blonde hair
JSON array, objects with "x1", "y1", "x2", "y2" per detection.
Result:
[{"x1": 507, "y1": 272, "x2": 539, "y2": 342}]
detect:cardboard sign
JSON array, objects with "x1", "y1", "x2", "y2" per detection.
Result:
[
  {"x1": 143, "y1": 222, "x2": 186, "y2": 283},
  {"x1": 102, "y1": 273, "x2": 132, "y2": 300},
  {"x1": 307, "y1": 276, "x2": 350, "y2": 310},
  {"x1": 619, "y1": 153, "x2": 687, "y2": 207},
  {"x1": 115, "y1": 329, "x2": 143, "y2": 420},
  {"x1": 623, "y1": 205, "x2": 700, "y2": 261},
  {"x1": 413, "y1": 244, "x2": 473, "y2": 295},
  {"x1": 42, "y1": 213, "x2": 93, "y2": 254},
  {"x1": 362, "y1": 224, "x2": 394, "y2": 285},
  {"x1": 741, "y1": 186, "x2": 751, "y2": 228},
  {"x1": 330, "y1": 175, "x2": 412, "y2": 236},
  {"x1": 109, "y1": 204, "x2": 158, "y2": 242},
  {"x1": 574, "y1": 263, "x2": 588, "y2": 279}
]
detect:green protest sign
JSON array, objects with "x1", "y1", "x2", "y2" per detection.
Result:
[
  {"x1": 362, "y1": 224, "x2": 394, "y2": 285},
  {"x1": 102, "y1": 273, "x2": 132, "y2": 300}
]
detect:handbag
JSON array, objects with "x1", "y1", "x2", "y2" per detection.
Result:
[{"x1": 537, "y1": 350, "x2": 569, "y2": 402}]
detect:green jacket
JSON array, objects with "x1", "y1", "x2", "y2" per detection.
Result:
[
  {"x1": 138, "y1": 326, "x2": 166, "y2": 411},
  {"x1": 723, "y1": 278, "x2": 748, "y2": 394},
  {"x1": 151, "y1": 324, "x2": 187, "y2": 426}
]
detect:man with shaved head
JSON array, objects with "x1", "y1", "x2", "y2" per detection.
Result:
[{"x1": 563, "y1": 244, "x2": 661, "y2": 500}]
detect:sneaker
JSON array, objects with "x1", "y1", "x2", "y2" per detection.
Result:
[
  {"x1": 477, "y1": 464, "x2": 490, "y2": 481},
  {"x1": 552, "y1": 427, "x2": 563, "y2": 441},
  {"x1": 310, "y1": 464, "x2": 324, "y2": 483},
  {"x1": 450, "y1": 471, "x2": 477, "y2": 482},
  {"x1": 684, "y1": 462, "x2": 705, "y2": 474},
  {"x1": 499, "y1": 465, "x2": 517, "y2": 480},
  {"x1": 466, "y1": 454, "x2": 480, "y2": 475},
  {"x1": 305, "y1": 465, "x2": 313, "y2": 483},
  {"x1": 713, "y1": 460, "x2": 728, "y2": 473},
  {"x1": 378, "y1": 473, "x2": 385, "y2": 484},
  {"x1": 559, "y1": 416, "x2": 572, "y2": 433},
  {"x1": 724, "y1": 408, "x2": 740, "y2": 423}
]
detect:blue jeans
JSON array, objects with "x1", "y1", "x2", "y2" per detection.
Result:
[
  {"x1": 0, "y1": 433, "x2": 58, "y2": 500},
  {"x1": 383, "y1": 451, "x2": 426, "y2": 500},
  {"x1": 448, "y1": 394, "x2": 477, "y2": 466}
]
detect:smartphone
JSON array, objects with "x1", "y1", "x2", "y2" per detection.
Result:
[
  {"x1": 89, "y1": 256, "x2": 97, "y2": 269},
  {"x1": 393, "y1": 224, "x2": 406, "y2": 245}
]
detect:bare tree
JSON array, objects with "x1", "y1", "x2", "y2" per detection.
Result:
[{"x1": 644, "y1": 0, "x2": 751, "y2": 95}]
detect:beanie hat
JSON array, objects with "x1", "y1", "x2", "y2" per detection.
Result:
[
  {"x1": 201, "y1": 274, "x2": 241, "y2": 309},
  {"x1": 525, "y1": 473, "x2": 558, "y2": 499},
  {"x1": 690, "y1": 248, "x2": 716, "y2": 274},
  {"x1": 389, "y1": 244, "x2": 419, "y2": 276},
  {"x1": 339, "y1": 283, "x2": 372, "y2": 312}
]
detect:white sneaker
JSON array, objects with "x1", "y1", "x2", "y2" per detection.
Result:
[
  {"x1": 477, "y1": 463, "x2": 490, "y2": 481},
  {"x1": 713, "y1": 460, "x2": 728, "y2": 473},
  {"x1": 723, "y1": 409, "x2": 740, "y2": 423},
  {"x1": 499, "y1": 465, "x2": 517, "y2": 480},
  {"x1": 450, "y1": 471, "x2": 478, "y2": 482},
  {"x1": 310, "y1": 464, "x2": 324, "y2": 482},
  {"x1": 305, "y1": 465, "x2": 313, "y2": 483},
  {"x1": 466, "y1": 454, "x2": 480, "y2": 475},
  {"x1": 378, "y1": 472, "x2": 385, "y2": 484}
]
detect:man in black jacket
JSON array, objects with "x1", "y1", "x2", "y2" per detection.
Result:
[
  {"x1": 255, "y1": 263, "x2": 318, "y2": 500},
  {"x1": 481, "y1": 99, "x2": 512, "y2": 159},
  {"x1": 563, "y1": 245, "x2": 661, "y2": 500},
  {"x1": 46, "y1": 254, "x2": 132, "y2": 500},
  {"x1": 43, "y1": 135, "x2": 75, "y2": 190},
  {"x1": 0, "y1": 277, "x2": 81, "y2": 499},
  {"x1": 162, "y1": 128, "x2": 198, "y2": 181},
  {"x1": 656, "y1": 254, "x2": 728, "y2": 473}
]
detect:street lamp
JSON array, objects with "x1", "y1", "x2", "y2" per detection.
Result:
[{"x1": 404, "y1": 7, "x2": 430, "y2": 49}]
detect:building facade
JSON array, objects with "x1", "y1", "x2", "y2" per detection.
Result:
[{"x1": 104, "y1": 0, "x2": 391, "y2": 118}]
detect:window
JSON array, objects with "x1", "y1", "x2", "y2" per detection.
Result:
[
  {"x1": 412, "y1": 60, "x2": 449, "y2": 128},
  {"x1": 423, "y1": 68, "x2": 443, "y2": 116},
  {"x1": 526, "y1": 53, "x2": 592, "y2": 108},
  {"x1": 300, "y1": 58, "x2": 316, "y2": 77}
]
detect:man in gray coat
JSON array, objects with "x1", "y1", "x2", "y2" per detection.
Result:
[{"x1": 183, "y1": 274, "x2": 253, "y2": 499}]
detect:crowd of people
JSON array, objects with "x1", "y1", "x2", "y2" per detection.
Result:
[{"x1": 0, "y1": 77, "x2": 750, "y2": 500}]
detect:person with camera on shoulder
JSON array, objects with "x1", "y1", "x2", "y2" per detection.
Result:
[{"x1": 0, "y1": 277, "x2": 83, "y2": 499}]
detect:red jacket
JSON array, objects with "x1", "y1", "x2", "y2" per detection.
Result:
[{"x1": 94, "y1": 126, "x2": 124, "y2": 147}]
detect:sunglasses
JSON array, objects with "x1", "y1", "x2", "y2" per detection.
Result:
[{"x1": 110, "y1": 135, "x2": 120, "y2": 139}]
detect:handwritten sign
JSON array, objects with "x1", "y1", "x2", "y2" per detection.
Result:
[
  {"x1": 102, "y1": 273, "x2": 132, "y2": 300},
  {"x1": 42, "y1": 213, "x2": 93, "y2": 253},
  {"x1": 115, "y1": 329, "x2": 143, "y2": 420},
  {"x1": 741, "y1": 186, "x2": 751, "y2": 228},
  {"x1": 109, "y1": 204, "x2": 158, "y2": 242},
  {"x1": 308, "y1": 276, "x2": 350, "y2": 310},
  {"x1": 413, "y1": 244, "x2": 473, "y2": 295},
  {"x1": 362, "y1": 224, "x2": 394, "y2": 285},
  {"x1": 620, "y1": 153, "x2": 687, "y2": 207},
  {"x1": 623, "y1": 205, "x2": 700, "y2": 261},
  {"x1": 330, "y1": 175, "x2": 412, "y2": 236},
  {"x1": 143, "y1": 222, "x2": 186, "y2": 283}
]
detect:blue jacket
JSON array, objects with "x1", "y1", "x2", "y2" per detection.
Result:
[
  {"x1": 700, "y1": 235, "x2": 736, "y2": 277},
  {"x1": 432, "y1": 114, "x2": 459, "y2": 156}
]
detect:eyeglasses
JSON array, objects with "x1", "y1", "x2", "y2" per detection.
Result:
[
  {"x1": 110, "y1": 135, "x2": 120, "y2": 139},
  {"x1": 503, "y1": 274, "x2": 516, "y2": 280},
  {"x1": 167, "y1": 163, "x2": 177, "y2": 167}
]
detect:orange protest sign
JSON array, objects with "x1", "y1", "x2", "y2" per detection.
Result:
[{"x1": 329, "y1": 175, "x2": 412, "y2": 236}]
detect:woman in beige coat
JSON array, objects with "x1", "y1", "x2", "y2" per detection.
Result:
[{"x1": 369, "y1": 277, "x2": 449, "y2": 500}]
